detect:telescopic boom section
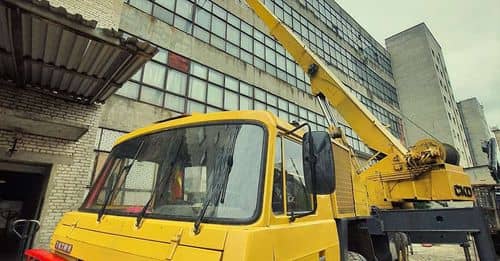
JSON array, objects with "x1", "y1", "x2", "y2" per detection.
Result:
[{"x1": 245, "y1": 0, "x2": 407, "y2": 156}]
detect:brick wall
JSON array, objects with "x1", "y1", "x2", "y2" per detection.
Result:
[
  {"x1": 48, "y1": 0, "x2": 123, "y2": 29},
  {"x1": 0, "y1": 84, "x2": 102, "y2": 248}
]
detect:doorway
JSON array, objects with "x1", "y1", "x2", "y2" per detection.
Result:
[{"x1": 0, "y1": 162, "x2": 50, "y2": 261}]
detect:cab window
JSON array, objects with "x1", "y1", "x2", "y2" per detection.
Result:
[{"x1": 272, "y1": 136, "x2": 313, "y2": 215}]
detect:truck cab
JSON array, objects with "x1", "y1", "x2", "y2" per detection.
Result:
[{"x1": 31, "y1": 111, "x2": 349, "y2": 260}]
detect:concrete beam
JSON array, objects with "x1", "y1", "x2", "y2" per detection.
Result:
[{"x1": 0, "y1": 108, "x2": 89, "y2": 141}]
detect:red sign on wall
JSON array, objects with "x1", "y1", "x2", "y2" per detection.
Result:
[{"x1": 168, "y1": 52, "x2": 190, "y2": 73}]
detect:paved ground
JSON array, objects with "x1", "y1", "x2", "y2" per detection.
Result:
[{"x1": 408, "y1": 244, "x2": 478, "y2": 261}]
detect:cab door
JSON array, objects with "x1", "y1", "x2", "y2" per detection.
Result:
[{"x1": 269, "y1": 136, "x2": 339, "y2": 260}]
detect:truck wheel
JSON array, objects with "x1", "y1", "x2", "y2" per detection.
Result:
[{"x1": 347, "y1": 251, "x2": 367, "y2": 261}]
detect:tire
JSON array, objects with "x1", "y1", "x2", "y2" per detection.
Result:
[{"x1": 347, "y1": 251, "x2": 367, "y2": 261}]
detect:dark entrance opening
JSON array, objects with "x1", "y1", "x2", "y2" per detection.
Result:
[{"x1": 0, "y1": 162, "x2": 50, "y2": 261}]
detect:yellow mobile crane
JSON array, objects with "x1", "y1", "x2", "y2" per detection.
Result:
[{"x1": 23, "y1": 0, "x2": 496, "y2": 260}]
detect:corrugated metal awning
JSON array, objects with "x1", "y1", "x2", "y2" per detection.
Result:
[{"x1": 0, "y1": 0, "x2": 158, "y2": 104}]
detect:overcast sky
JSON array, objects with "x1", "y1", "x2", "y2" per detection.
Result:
[{"x1": 335, "y1": 0, "x2": 500, "y2": 129}]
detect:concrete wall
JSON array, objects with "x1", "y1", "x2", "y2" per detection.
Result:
[
  {"x1": 386, "y1": 23, "x2": 473, "y2": 167},
  {"x1": 386, "y1": 24, "x2": 449, "y2": 145},
  {"x1": 48, "y1": 0, "x2": 123, "y2": 29},
  {"x1": 0, "y1": 84, "x2": 101, "y2": 248},
  {"x1": 458, "y1": 98, "x2": 492, "y2": 166}
]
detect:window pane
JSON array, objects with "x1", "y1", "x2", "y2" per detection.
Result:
[
  {"x1": 254, "y1": 41, "x2": 264, "y2": 58},
  {"x1": 227, "y1": 25, "x2": 240, "y2": 45},
  {"x1": 208, "y1": 70, "x2": 224, "y2": 85},
  {"x1": 153, "y1": 5, "x2": 173, "y2": 24},
  {"x1": 196, "y1": 0, "x2": 211, "y2": 11},
  {"x1": 206, "y1": 106, "x2": 221, "y2": 113},
  {"x1": 187, "y1": 100, "x2": 205, "y2": 113},
  {"x1": 226, "y1": 43, "x2": 239, "y2": 57},
  {"x1": 272, "y1": 137, "x2": 284, "y2": 214},
  {"x1": 176, "y1": 0, "x2": 193, "y2": 19},
  {"x1": 224, "y1": 90, "x2": 238, "y2": 110},
  {"x1": 194, "y1": 7, "x2": 210, "y2": 30},
  {"x1": 255, "y1": 100, "x2": 265, "y2": 110},
  {"x1": 131, "y1": 67, "x2": 142, "y2": 81},
  {"x1": 254, "y1": 57, "x2": 265, "y2": 71},
  {"x1": 289, "y1": 103, "x2": 298, "y2": 114},
  {"x1": 143, "y1": 62, "x2": 166, "y2": 88},
  {"x1": 174, "y1": 16, "x2": 192, "y2": 33},
  {"x1": 210, "y1": 35, "x2": 225, "y2": 50},
  {"x1": 207, "y1": 83, "x2": 223, "y2": 107},
  {"x1": 188, "y1": 77, "x2": 207, "y2": 102},
  {"x1": 286, "y1": 59, "x2": 296, "y2": 75},
  {"x1": 116, "y1": 81, "x2": 140, "y2": 99},
  {"x1": 211, "y1": 16, "x2": 226, "y2": 38},
  {"x1": 278, "y1": 98, "x2": 288, "y2": 110},
  {"x1": 267, "y1": 105, "x2": 278, "y2": 115},
  {"x1": 265, "y1": 47, "x2": 276, "y2": 65},
  {"x1": 156, "y1": 0, "x2": 174, "y2": 11},
  {"x1": 164, "y1": 93, "x2": 185, "y2": 112},
  {"x1": 241, "y1": 50, "x2": 252, "y2": 64},
  {"x1": 254, "y1": 30, "x2": 264, "y2": 42},
  {"x1": 212, "y1": 4, "x2": 226, "y2": 18},
  {"x1": 193, "y1": 26, "x2": 210, "y2": 43},
  {"x1": 227, "y1": 13, "x2": 240, "y2": 27},
  {"x1": 240, "y1": 82, "x2": 252, "y2": 96},
  {"x1": 224, "y1": 76, "x2": 238, "y2": 91},
  {"x1": 255, "y1": 88, "x2": 265, "y2": 101},
  {"x1": 267, "y1": 93, "x2": 278, "y2": 107},
  {"x1": 241, "y1": 33, "x2": 252, "y2": 51},
  {"x1": 239, "y1": 96, "x2": 251, "y2": 110},
  {"x1": 190, "y1": 62, "x2": 207, "y2": 79},
  {"x1": 241, "y1": 21, "x2": 252, "y2": 35},
  {"x1": 166, "y1": 69, "x2": 187, "y2": 95},
  {"x1": 284, "y1": 138, "x2": 312, "y2": 213},
  {"x1": 276, "y1": 54, "x2": 286, "y2": 70},
  {"x1": 152, "y1": 49, "x2": 168, "y2": 63},
  {"x1": 140, "y1": 86, "x2": 163, "y2": 106},
  {"x1": 130, "y1": 0, "x2": 152, "y2": 13},
  {"x1": 278, "y1": 110, "x2": 289, "y2": 122}
]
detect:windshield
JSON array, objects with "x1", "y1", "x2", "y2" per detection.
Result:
[{"x1": 82, "y1": 123, "x2": 266, "y2": 223}]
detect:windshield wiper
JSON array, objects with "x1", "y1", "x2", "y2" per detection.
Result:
[
  {"x1": 193, "y1": 158, "x2": 233, "y2": 235},
  {"x1": 135, "y1": 164, "x2": 175, "y2": 228},
  {"x1": 135, "y1": 138, "x2": 185, "y2": 228},
  {"x1": 97, "y1": 140, "x2": 144, "y2": 222}
]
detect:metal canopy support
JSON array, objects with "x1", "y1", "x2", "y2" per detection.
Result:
[{"x1": 368, "y1": 207, "x2": 496, "y2": 260}]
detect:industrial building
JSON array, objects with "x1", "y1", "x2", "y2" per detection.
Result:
[
  {"x1": 386, "y1": 23, "x2": 473, "y2": 168},
  {"x1": 0, "y1": 0, "x2": 482, "y2": 255},
  {"x1": 458, "y1": 98, "x2": 496, "y2": 184},
  {"x1": 458, "y1": 98, "x2": 493, "y2": 167}
]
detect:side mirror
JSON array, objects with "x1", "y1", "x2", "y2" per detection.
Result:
[{"x1": 303, "y1": 131, "x2": 335, "y2": 194}]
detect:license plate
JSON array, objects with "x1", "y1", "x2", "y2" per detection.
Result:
[{"x1": 55, "y1": 240, "x2": 73, "y2": 254}]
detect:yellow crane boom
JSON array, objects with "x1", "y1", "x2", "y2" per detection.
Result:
[
  {"x1": 245, "y1": 0, "x2": 407, "y2": 156},
  {"x1": 245, "y1": 0, "x2": 473, "y2": 207}
]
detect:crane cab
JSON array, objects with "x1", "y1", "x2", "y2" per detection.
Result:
[{"x1": 27, "y1": 111, "x2": 369, "y2": 261}]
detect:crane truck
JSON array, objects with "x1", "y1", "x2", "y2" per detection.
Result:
[{"x1": 22, "y1": 0, "x2": 497, "y2": 260}]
